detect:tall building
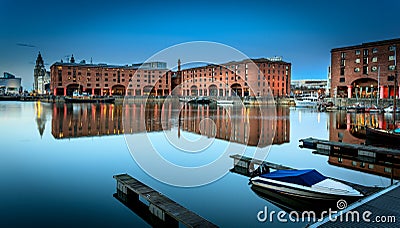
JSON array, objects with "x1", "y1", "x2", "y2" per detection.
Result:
[
  {"x1": 330, "y1": 38, "x2": 399, "y2": 98},
  {"x1": 34, "y1": 52, "x2": 50, "y2": 94}
]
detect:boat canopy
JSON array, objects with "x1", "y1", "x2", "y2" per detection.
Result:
[{"x1": 260, "y1": 169, "x2": 326, "y2": 187}]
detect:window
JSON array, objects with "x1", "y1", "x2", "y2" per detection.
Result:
[
  {"x1": 389, "y1": 65, "x2": 395, "y2": 71},
  {"x1": 372, "y1": 48, "x2": 378, "y2": 53},
  {"x1": 340, "y1": 67, "x2": 345, "y2": 76},
  {"x1": 355, "y1": 58, "x2": 360, "y2": 63},
  {"x1": 352, "y1": 161, "x2": 357, "y2": 166},
  {"x1": 389, "y1": 45, "x2": 396, "y2": 51},
  {"x1": 389, "y1": 55, "x2": 395, "y2": 61},
  {"x1": 384, "y1": 167, "x2": 392, "y2": 173},
  {"x1": 340, "y1": 59, "x2": 346, "y2": 66},
  {"x1": 341, "y1": 52, "x2": 346, "y2": 59},
  {"x1": 339, "y1": 77, "x2": 345, "y2": 82},
  {"x1": 368, "y1": 164, "x2": 374, "y2": 169},
  {"x1": 354, "y1": 67, "x2": 360, "y2": 72},
  {"x1": 372, "y1": 57, "x2": 378, "y2": 62},
  {"x1": 363, "y1": 66, "x2": 368, "y2": 75},
  {"x1": 371, "y1": 66, "x2": 378, "y2": 72},
  {"x1": 363, "y1": 57, "x2": 368, "y2": 64},
  {"x1": 363, "y1": 49, "x2": 369, "y2": 56},
  {"x1": 355, "y1": 50, "x2": 361, "y2": 55}
]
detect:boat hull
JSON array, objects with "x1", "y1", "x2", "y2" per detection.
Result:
[
  {"x1": 294, "y1": 100, "x2": 318, "y2": 108},
  {"x1": 65, "y1": 97, "x2": 115, "y2": 103},
  {"x1": 251, "y1": 177, "x2": 362, "y2": 202},
  {"x1": 366, "y1": 127, "x2": 400, "y2": 148}
]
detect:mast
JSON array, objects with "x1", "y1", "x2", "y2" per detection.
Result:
[
  {"x1": 393, "y1": 45, "x2": 397, "y2": 127},
  {"x1": 377, "y1": 66, "x2": 380, "y2": 106}
]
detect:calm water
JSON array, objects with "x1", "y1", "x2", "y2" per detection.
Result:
[{"x1": 0, "y1": 101, "x2": 396, "y2": 227}]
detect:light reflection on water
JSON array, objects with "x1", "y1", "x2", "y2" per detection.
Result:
[{"x1": 0, "y1": 101, "x2": 397, "y2": 227}]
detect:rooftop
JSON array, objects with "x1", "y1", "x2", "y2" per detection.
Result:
[{"x1": 331, "y1": 38, "x2": 400, "y2": 52}]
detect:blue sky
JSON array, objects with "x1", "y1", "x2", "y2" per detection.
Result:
[{"x1": 0, "y1": 0, "x2": 399, "y2": 89}]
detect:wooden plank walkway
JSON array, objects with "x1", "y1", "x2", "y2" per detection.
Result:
[
  {"x1": 299, "y1": 137, "x2": 400, "y2": 156},
  {"x1": 113, "y1": 174, "x2": 217, "y2": 228},
  {"x1": 311, "y1": 182, "x2": 400, "y2": 227}
]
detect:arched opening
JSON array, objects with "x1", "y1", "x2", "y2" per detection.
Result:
[
  {"x1": 230, "y1": 83, "x2": 242, "y2": 97},
  {"x1": 351, "y1": 78, "x2": 378, "y2": 98},
  {"x1": 66, "y1": 84, "x2": 81, "y2": 96},
  {"x1": 112, "y1": 85, "x2": 126, "y2": 96},
  {"x1": 190, "y1": 85, "x2": 198, "y2": 96},
  {"x1": 209, "y1": 85, "x2": 218, "y2": 96},
  {"x1": 143, "y1": 86, "x2": 154, "y2": 96}
]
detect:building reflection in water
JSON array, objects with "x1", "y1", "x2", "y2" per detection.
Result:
[
  {"x1": 51, "y1": 102, "x2": 290, "y2": 146},
  {"x1": 325, "y1": 111, "x2": 400, "y2": 180},
  {"x1": 35, "y1": 101, "x2": 52, "y2": 138},
  {"x1": 328, "y1": 111, "x2": 385, "y2": 144}
]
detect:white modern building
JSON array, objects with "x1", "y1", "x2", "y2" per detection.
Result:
[{"x1": 0, "y1": 72, "x2": 22, "y2": 95}]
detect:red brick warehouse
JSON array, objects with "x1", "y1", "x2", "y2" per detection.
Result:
[{"x1": 330, "y1": 38, "x2": 399, "y2": 99}]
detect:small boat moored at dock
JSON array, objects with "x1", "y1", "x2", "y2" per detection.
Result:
[
  {"x1": 366, "y1": 126, "x2": 400, "y2": 148},
  {"x1": 65, "y1": 91, "x2": 115, "y2": 103},
  {"x1": 294, "y1": 93, "x2": 319, "y2": 108},
  {"x1": 250, "y1": 169, "x2": 363, "y2": 202}
]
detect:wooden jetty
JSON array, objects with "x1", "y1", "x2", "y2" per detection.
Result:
[
  {"x1": 113, "y1": 174, "x2": 217, "y2": 228},
  {"x1": 229, "y1": 154, "x2": 294, "y2": 177},
  {"x1": 299, "y1": 137, "x2": 400, "y2": 156},
  {"x1": 310, "y1": 182, "x2": 400, "y2": 227}
]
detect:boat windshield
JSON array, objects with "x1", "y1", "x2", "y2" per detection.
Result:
[{"x1": 260, "y1": 169, "x2": 326, "y2": 187}]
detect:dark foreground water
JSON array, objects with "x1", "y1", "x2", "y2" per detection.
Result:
[{"x1": 0, "y1": 101, "x2": 396, "y2": 227}]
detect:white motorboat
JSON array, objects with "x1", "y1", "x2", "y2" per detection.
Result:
[
  {"x1": 217, "y1": 100, "x2": 234, "y2": 105},
  {"x1": 294, "y1": 93, "x2": 319, "y2": 108},
  {"x1": 250, "y1": 169, "x2": 363, "y2": 201},
  {"x1": 384, "y1": 105, "x2": 400, "y2": 113}
]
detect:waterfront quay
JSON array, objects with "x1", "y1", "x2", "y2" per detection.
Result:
[{"x1": 312, "y1": 183, "x2": 400, "y2": 227}]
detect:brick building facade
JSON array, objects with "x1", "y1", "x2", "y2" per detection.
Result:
[
  {"x1": 177, "y1": 58, "x2": 291, "y2": 97},
  {"x1": 50, "y1": 56, "x2": 291, "y2": 98},
  {"x1": 331, "y1": 38, "x2": 399, "y2": 98},
  {"x1": 50, "y1": 56, "x2": 170, "y2": 96}
]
